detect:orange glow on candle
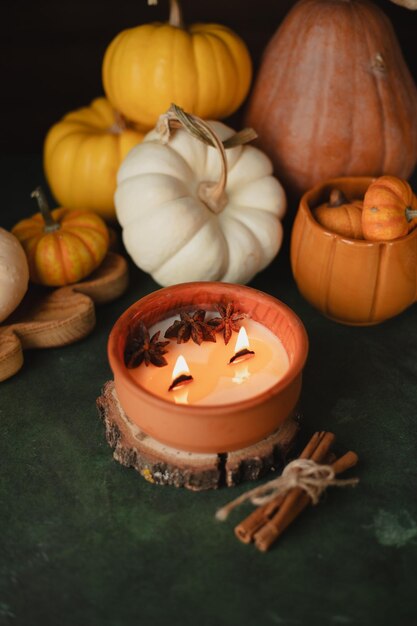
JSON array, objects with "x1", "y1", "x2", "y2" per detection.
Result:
[{"x1": 131, "y1": 318, "x2": 289, "y2": 406}]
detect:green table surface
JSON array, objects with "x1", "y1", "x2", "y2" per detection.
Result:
[{"x1": 1, "y1": 156, "x2": 417, "y2": 626}]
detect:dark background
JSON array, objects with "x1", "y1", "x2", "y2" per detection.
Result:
[{"x1": 2, "y1": 0, "x2": 417, "y2": 154}]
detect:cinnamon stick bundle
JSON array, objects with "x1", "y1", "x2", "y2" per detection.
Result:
[
  {"x1": 217, "y1": 431, "x2": 359, "y2": 552},
  {"x1": 234, "y1": 431, "x2": 332, "y2": 543},
  {"x1": 254, "y1": 450, "x2": 358, "y2": 552}
]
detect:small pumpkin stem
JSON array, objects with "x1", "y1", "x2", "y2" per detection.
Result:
[
  {"x1": 169, "y1": 0, "x2": 184, "y2": 28},
  {"x1": 328, "y1": 189, "x2": 348, "y2": 207},
  {"x1": 109, "y1": 109, "x2": 127, "y2": 134},
  {"x1": 157, "y1": 104, "x2": 257, "y2": 215},
  {"x1": 148, "y1": 0, "x2": 184, "y2": 28},
  {"x1": 405, "y1": 207, "x2": 417, "y2": 222},
  {"x1": 31, "y1": 187, "x2": 60, "y2": 233}
]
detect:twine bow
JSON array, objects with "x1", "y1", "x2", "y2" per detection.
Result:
[{"x1": 215, "y1": 458, "x2": 359, "y2": 521}]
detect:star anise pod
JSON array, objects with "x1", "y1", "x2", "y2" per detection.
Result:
[
  {"x1": 124, "y1": 320, "x2": 170, "y2": 368},
  {"x1": 208, "y1": 302, "x2": 243, "y2": 345},
  {"x1": 164, "y1": 310, "x2": 216, "y2": 345}
]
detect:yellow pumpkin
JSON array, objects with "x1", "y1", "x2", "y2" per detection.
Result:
[
  {"x1": 44, "y1": 98, "x2": 144, "y2": 221},
  {"x1": 102, "y1": 0, "x2": 252, "y2": 128},
  {"x1": 12, "y1": 188, "x2": 109, "y2": 287}
]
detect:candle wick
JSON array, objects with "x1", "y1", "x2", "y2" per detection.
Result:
[
  {"x1": 228, "y1": 349, "x2": 255, "y2": 366},
  {"x1": 168, "y1": 374, "x2": 194, "y2": 392}
]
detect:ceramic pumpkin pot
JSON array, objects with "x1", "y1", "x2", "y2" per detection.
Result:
[
  {"x1": 12, "y1": 188, "x2": 109, "y2": 287},
  {"x1": 246, "y1": 0, "x2": 417, "y2": 198},
  {"x1": 362, "y1": 175, "x2": 417, "y2": 241},
  {"x1": 102, "y1": 0, "x2": 252, "y2": 128},
  {"x1": 291, "y1": 177, "x2": 417, "y2": 325},
  {"x1": 44, "y1": 98, "x2": 145, "y2": 221},
  {"x1": 0, "y1": 229, "x2": 29, "y2": 323},
  {"x1": 115, "y1": 105, "x2": 286, "y2": 286}
]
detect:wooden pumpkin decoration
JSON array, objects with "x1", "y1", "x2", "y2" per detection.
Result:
[
  {"x1": 44, "y1": 98, "x2": 144, "y2": 221},
  {"x1": 0, "y1": 229, "x2": 29, "y2": 323},
  {"x1": 102, "y1": 0, "x2": 252, "y2": 129},
  {"x1": 314, "y1": 189, "x2": 363, "y2": 239},
  {"x1": 362, "y1": 175, "x2": 417, "y2": 241},
  {"x1": 246, "y1": 0, "x2": 417, "y2": 198},
  {"x1": 115, "y1": 105, "x2": 286, "y2": 286},
  {"x1": 12, "y1": 188, "x2": 109, "y2": 287}
]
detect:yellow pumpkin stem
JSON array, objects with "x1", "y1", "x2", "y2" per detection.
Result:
[
  {"x1": 169, "y1": 0, "x2": 184, "y2": 28},
  {"x1": 148, "y1": 0, "x2": 184, "y2": 28},
  {"x1": 31, "y1": 187, "x2": 60, "y2": 233},
  {"x1": 157, "y1": 104, "x2": 257, "y2": 215}
]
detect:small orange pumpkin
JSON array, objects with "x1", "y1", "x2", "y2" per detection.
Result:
[
  {"x1": 314, "y1": 189, "x2": 363, "y2": 239},
  {"x1": 12, "y1": 188, "x2": 109, "y2": 287},
  {"x1": 362, "y1": 176, "x2": 417, "y2": 241}
]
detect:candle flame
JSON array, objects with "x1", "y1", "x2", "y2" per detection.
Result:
[
  {"x1": 234, "y1": 327, "x2": 250, "y2": 353},
  {"x1": 229, "y1": 326, "x2": 255, "y2": 366},
  {"x1": 172, "y1": 354, "x2": 190, "y2": 381}
]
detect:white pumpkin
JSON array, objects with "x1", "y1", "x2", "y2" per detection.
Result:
[
  {"x1": 115, "y1": 115, "x2": 286, "y2": 286},
  {"x1": 0, "y1": 228, "x2": 29, "y2": 323}
]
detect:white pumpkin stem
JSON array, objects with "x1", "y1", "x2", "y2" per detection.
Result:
[
  {"x1": 158, "y1": 104, "x2": 257, "y2": 214},
  {"x1": 31, "y1": 187, "x2": 60, "y2": 233},
  {"x1": 148, "y1": 0, "x2": 184, "y2": 28}
]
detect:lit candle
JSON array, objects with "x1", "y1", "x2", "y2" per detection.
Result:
[
  {"x1": 131, "y1": 315, "x2": 289, "y2": 406},
  {"x1": 108, "y1": 282, "x2": 309, "y2": 453}
]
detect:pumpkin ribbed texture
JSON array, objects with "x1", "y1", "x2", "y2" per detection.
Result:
[
  {"x1": 246, "y1": 0, "x2": 417, "y2": 197},
  {"x1": 12, "y1": 209, "x2": 109, "y2": 286},
  {"x1": 102, "y1": 23, "x2": 252, "y2": 128},
  {"x1": 44, "y1": 98, "x2": 144, "y2": 221}
]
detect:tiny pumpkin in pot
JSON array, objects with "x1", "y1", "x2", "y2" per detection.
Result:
[
  {"x1": 314, "y1": 189, "x2": 363, "y2": 238},
  {"x1": 12, "y1": 188, "x2": 109, "y2": 287},
  {"x1": 362, "y1": 175, "x2": 417, "y2": 241},
  {"x1": 44, "y1": 98, "x2": 145, "y2": 221},
  {"x1": 0, "y1": 228, "x2": 29, "y2": 323},
  {"x1": 115, "y1": 105, "x2": 286, "y2": 286},
  {"x1": 102, "y1": 0, "x2": 252, "y2": 129}
]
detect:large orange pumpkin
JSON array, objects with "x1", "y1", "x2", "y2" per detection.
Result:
[
  {"x1": 44, "y1": 98, "x2": 144, "y2": 221},
  {"x1": 246, "y1": 0, "x2": 417, "y2": 198},
  {"x1": 12, "y1": 188, "x2": 109, "y2": 287}
]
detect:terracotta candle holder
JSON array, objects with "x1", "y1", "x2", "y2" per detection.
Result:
[
  {"x1": 291, "y1": 177, "x2": 417, "y2": 326},
  {"x1": 108, "y1": 282, "x2": 308, "y2": 454}
]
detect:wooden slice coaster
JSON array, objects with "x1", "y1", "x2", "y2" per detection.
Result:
[{"x1": 97, "y1": 381, "x2": 300, "y2": 491}]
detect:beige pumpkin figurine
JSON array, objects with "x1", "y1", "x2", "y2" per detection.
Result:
[{"x1": 0, "y1": 228, "x2": 29, "y2": 323}]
